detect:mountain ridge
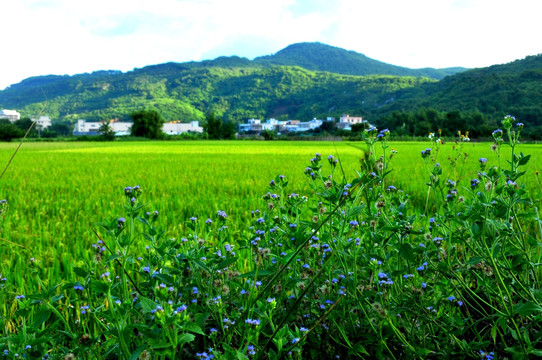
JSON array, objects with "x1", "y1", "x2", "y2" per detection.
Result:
[{"x1": 1, "y1": 42, "x2": 541, "y2": 138}]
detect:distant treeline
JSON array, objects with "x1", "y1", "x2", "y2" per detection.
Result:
[{"x1": 376, "y1": 108, "x2": 542, "y2": 140}]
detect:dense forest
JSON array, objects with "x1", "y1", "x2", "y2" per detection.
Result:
[{"x1": 0, "y1": 42, "x2": 541, "y2": 138}]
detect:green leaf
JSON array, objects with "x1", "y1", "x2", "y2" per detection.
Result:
[
  {"x1": 105, "y1": 254, "x2": 122, "y2": 264},
  {"x1": 398, "y1": 243, "x2": 415, "y2": 262},
  {"x1": 237, "y1": 270, "x2": 274, "y2": 278},
  {"x1": 184, "y1": 322, "x2": 205, "y2": 335},
  {"x1": 348, "y1": 205, "x2": 364, "y2": 218},
  {"x1": 491, "y1": 324, "x2": 497, "y2": 344},
  {"x1": 236, "y1": 351, "x2": 249, "y2": 360},
  {"x1": 348, "y1": 342, "x2": 370, "y2": 356},
  {"x1": 513, "y1": 302, "x2": 542, "y2": 316},
  {"x1": 32, "y1": 309, "x2": 52, "y2": 328},
  {"x1": 518, "y1": 153, "x2": 531, "y2": 166},
  {"x1": 129, "y1": 345, "x2": 147, "y2": 360},
  {"x1": 216, "y1": 257, "x2": 238, "y2": 270},
  {"x1": 177, "y1": 333, "x2": 196, "y2": 346},
  {"x1": 138, "y1": 296, "x2": 158, "y2": 314},
  {"x1": 72, "y1": 267, "x2": 89, "y2": 278},
  {"x1": 467, "y1": 257, "x2": 484, "y2": 266},
  {"x1": 90, "y1": 280, "x2": 109, "y2": 293}
]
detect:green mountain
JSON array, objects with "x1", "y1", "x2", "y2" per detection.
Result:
[
  {"x1": 254, "y1": 42, "x2": 465, "y2": 80},
  {"x1": 0, "y1": 42, "x2": 541, "y2": 138},
  {"x1": 375, "y1": 54, "x2": 542, "y2": 137},
  {"x1": 0, "y1": 64, "x2": 434, "y2": 123}
]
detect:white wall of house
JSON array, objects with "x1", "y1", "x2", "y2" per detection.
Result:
[
  {"x1": 163, "y1": 121, "x2": 203, "y2": 135},
  {"x1": 0, "y1": 109, "x2": 20, "y2": 122},
  {"x1": 75, "y1": 119, "x2": 202, "y2": 135},
  {"x1": 339, "y1": 114, "x2": 364, "y2": 124},
  {"x1": 32, "y1": 116, "x2": 52, "y2": 129}
]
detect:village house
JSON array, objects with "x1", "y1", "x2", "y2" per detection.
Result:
[
  {"x1": 74, "y1": 119, "x2": 202, "y2": 136},
  {"x1": 162, "y1": 121, "x2": 203, "y2": 135},
  {"x1": 238, "y1": 118, "x2": 324, "y2": 134},
  {"x1": 31, "y1": 115, "x2": 52, "y2": 130},
  {"x1": 0, "y1": 109, "x2": 21, "y2": 122},
  {"x1": 336, "y1": 114, "x2": 367, "y2": 130}
]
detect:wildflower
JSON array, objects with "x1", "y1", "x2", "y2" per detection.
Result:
[
  {"x1": 205, "y1": 218, "x2": 212, "y2": 224},
  {"x1": 74, "y1": 285, "x2": 84, "y2": 291},
  {"x1": 447, "y1": 296, "x2": 456, "y2": 301},
  {"x1": 16, "y1": 295, "x2": 25, "y2": 299},
  {"x1": 142, "y1": 266, "x2": 150, "y2": 273},
  {"x1": 300, "y1": 326, "x2": 309, "y2": 332},
  {"x1": 421, "y1": 283, "x2": 427, "y2": 289},
  {"x1": 349, "y1": 220, "x2": 359, "y2": 227},
  {"x1": 433, "y1": 237, "x2": 443, "y2": 245},
  {"x1": 479, "y1": 350, "x2": 495, "y2": 360},
  {"x1": 190, "y1": 217, "x2": 197, "y2": 221},
  {"x1": 245, "y1": 318, "x2": 261, "y2": 326},
  {"x1": 80, "y1": 305, "x2": 89, "y2": 314},
  {"x1": 471, "y1": 178, "x2": 480, "y2": 189},
  {"x1": 387, "y1": 185, "x2": 397, "y2": 192},
  {"x1": 421, "y1": 148, "x2": 431, "y2": 158},
  {"x1": 117, "y1": 217, "x2": 126, "y2": 228},
  {"x1": 247, "y1": 345, "x2": 256, "y2": 356},
  {"x1": 217, "y1": 210, "x2": 227, "y2": 219},
  {"x1": 292, "y1": 338, "x2": 300, "y2": 344}
]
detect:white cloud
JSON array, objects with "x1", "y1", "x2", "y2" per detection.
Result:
[{"x1": 0, "y1": 0, "x2": 540, "y2": 90}]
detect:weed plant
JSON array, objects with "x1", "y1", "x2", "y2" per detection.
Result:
[{"x1": 1, "y1": 116, "x2": 541, "y2": 359}]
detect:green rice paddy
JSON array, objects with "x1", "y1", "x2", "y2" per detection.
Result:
[{"x1": 0, "y1": 140, "x2": 540, "y2": 293}]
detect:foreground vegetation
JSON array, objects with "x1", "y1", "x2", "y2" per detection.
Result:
[{"x1": 1, "y1": 119, "x2": 542, "y2": 358}]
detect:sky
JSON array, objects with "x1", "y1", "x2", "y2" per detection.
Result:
[{"x1": 0, "y1": 0, "x2": 540, "y2": 90}]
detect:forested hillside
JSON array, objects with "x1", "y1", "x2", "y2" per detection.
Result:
[
  {"x1": 0, "y1": 65, "x2": 433, "y2": 123},
  {"x1": 375, "y1": 54, "x2": 542, "y2": 138},
  {"x1": 1, "y1": 42, "x2": 541, "y2": 138}
]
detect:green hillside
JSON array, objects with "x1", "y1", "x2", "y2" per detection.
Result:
[
  {"x1": 1, "y1": 42, "x2": 541, "y2": 138},
  {"x1": 0, "y1": 64, "x2": 433, "y2": 123},
  {"x1": 255, "y1": 42, "x2": 466, "y2": 79},
  {"x1": 375, "y1": 54, "x2": 542, "y2": 138}
]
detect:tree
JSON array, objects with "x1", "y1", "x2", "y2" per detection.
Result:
[
  {"x1": 314, "y1": 120, "x2": 336, "y2": 134},
  {"x1": 44, "y1": 123, "x2": 71, "y2": 137},
  {"x1": 204, "y1": 113, "x2": 222, "y2": 140},
  {"x1": 130, "y1": 109, "x2": 164, "y2": 139},
  {"x1": 0, "y1": 120, "x2": 24, "y2": 141},
  {"x1": 99, "y1": 121, "x2": 116, "y2": 141},
  {"x1": 203, "y1": 113, "x2": 235, "y2": 140},
  {"x1": 14, "y1": 117, "x2": 37, "y2": 137},
  {"x1": 220, "y1": 120, "x2": 236, "y2": 139}
]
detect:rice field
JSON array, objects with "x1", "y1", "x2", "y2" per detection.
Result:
[
  {"x1": 1, "y1": 138, "x2": 541, "y2": 358},
  {"x1": 0, "y1": 140, "x2": 540, "y2": 293}
]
